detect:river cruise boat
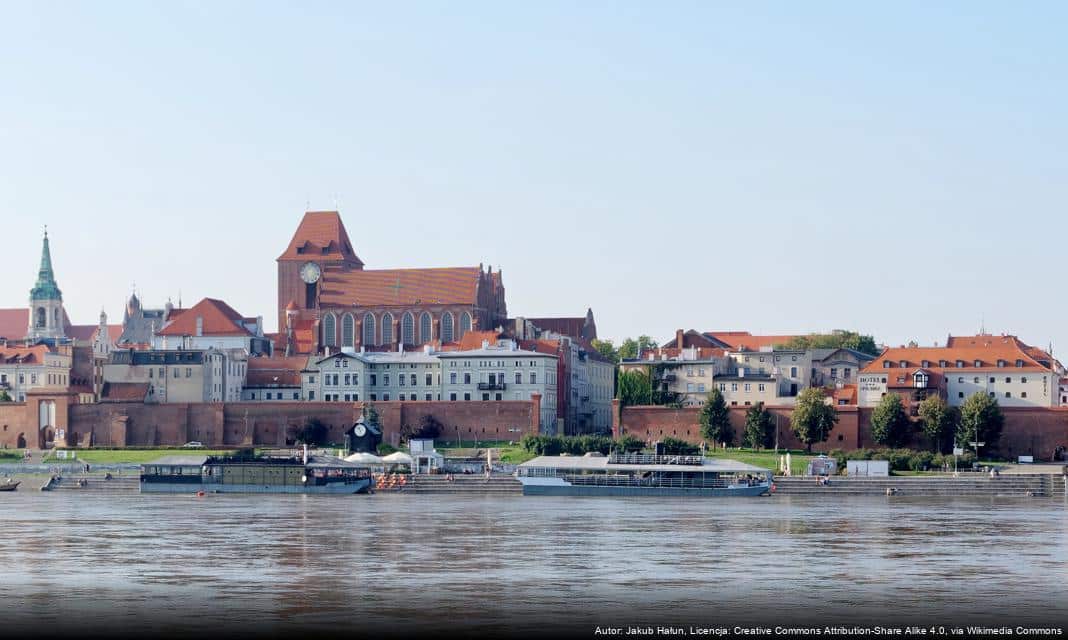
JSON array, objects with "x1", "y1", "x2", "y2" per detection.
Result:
[
  {"x1": 140, "y1": 453, "x2": 372, "y2": 495},
  {"x1": 516, "y1": 452, "x2": 773, "y2": 497}
]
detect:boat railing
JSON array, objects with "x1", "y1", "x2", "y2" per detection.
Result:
[
  {"x1": 607, "y1": 453, "x2": 705, "y2": 466},
  {"x1": 564, "y1": 474, "x2": 737, "y2": 489}
]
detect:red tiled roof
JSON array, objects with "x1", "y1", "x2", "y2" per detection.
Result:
[
  {"x1": 66, "y1": 324, "x2": 124, "y2": 344},
  {"x1": 0, "y1": 345, "x2": 50, "y2": 364},
  {"x1": 245, "y1": 356, "x2": 307, "y2": 387},
  {"x1": 457, "y1": 330, "x2": 503, "y2": 350},
  {"x1": 157, "y1": 298, "x2": 252, "y2": 337},
  {"x1": 0, "y1": 309, "x2": 28, "y2": 340},
  {"x1": 863, "y1": 339, "x2": 1051, "y2": 375},
  {"x1": 641, "y1": 346, "x2": 727, "y2": 361},
  {"x1": 278, "y1": 211, "x2": 363, "y2": 265},
  {"x1": 705, "y1": 331, "x2": 801, "y2": 351},
  {"x1": 292, "y1": 318, "x2": 317, "y2": 354},
  {"x1": 527, "y1": 317, "x2": 586, "y2": 338},
  {"x1": 833, "y1": 384, "x2": 857, "y2": 405},
  {"x1": 101, "y1": 382, "x2": 150, "y2": 402},
  {"x1": 320, "y1": 267, "x2": 482, "y2": 307}
]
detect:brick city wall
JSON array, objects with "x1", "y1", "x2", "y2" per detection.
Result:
[
  {"x1": 614, "y1": 402, "x2": 1067, "y2": 460},
  {"x1": 1, "y1": 396, "x2": 539, "y2": 449}
]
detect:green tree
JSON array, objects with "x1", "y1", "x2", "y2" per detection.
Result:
[
  {"x1": 617, "y1": 369, "x2": 653, "y2": 406},
  {"x1": 590, "y1": 339, "x2": 619, "y2": 363},
  {"x1": 790, "y1": 387, "x2": 839, "y2": 452},
  {"x1": 658, "y1": 437, "x2": 700, "y2": 456},
  {"x1": 0, "y1": 390, "x2": 12, "y2": 403},
  {"x1": 776, "y1": 330, "x2": 880, "y2": 356},
  {"x1": 918, "y1": 395, "x2": 957, "y2": 453},
  {"x1": 618, "y1": 335, "x2": 659, "y2": 361},
  {"x1": 297, "y1": 418, "x2": 330, "y2": 446},
  {"x1": 363, "y1": 404, "x2": 381, "y2": 431},
  {"x1": 870, "y1": 393, "x2": 911, "y2": 448},
  {"x1": 743, "y1": 402, "x2": 775, "y2": 449},
  {"x1": 956, "y1": 393, "x2": 1004, "y2": 455},
  {"x1": 698, "y1": 388, "x2": 732, "y2": 447}
]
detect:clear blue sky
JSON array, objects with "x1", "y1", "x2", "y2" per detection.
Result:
[{"x1": 2, "y1": 2, "x2": 1065, "y2": 351}]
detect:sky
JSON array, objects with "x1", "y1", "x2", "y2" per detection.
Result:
[{"x1": 1, "y1": 2, "x2": 1065, "y2": 352}]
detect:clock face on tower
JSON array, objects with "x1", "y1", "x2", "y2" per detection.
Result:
[
  {"x1": 300, "y1": 262, "x2": 321, "y2": 284},
  {"x1": 354, "y1": 423, "x2": 367, "y2": 437}
]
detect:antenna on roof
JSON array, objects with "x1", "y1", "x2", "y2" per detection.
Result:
[{"x1": 979, "y1": 314, "x2": 985, "y2": 335}]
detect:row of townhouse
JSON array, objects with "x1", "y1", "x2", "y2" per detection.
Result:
[
  {"x1": 620, "y1": 330, "x2": 875, "y2": 408},
  {"x1": 243, "y1": 339, "x2": 562, "y2": 433}
]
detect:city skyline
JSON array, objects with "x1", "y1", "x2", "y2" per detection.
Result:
[{"x1": 3, "y1": 2, "x2": 1066, "y2": 351}]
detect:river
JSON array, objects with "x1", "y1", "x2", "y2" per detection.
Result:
[{"x1": 1, "y1": 493, "x2": 1065, "y2": 637}]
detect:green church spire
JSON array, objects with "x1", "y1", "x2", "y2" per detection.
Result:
[{"x1": 30, "y1": 228, "x2": 62, "y2": 301}]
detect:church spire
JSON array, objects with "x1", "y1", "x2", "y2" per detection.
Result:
[{"x1": 30, "y1": 227, "x2": 62, "y2": 301}]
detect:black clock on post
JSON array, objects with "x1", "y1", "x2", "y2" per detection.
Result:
[{"x1": 346, "y1": 415, "x2": 381, "y2": 454}]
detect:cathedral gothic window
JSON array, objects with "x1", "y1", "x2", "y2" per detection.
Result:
[
  {"x1": 323, "y1": 313, "x2": 337, "y2": 347},
  {"x1": 382, "y1": 313, "x2": 394, "y2": 345},
  {"x1": 441, "y1": 312, "x2": 454, "y2": 343},
  {"x1": 401, "y1": 312, "x2": 415, "y2": 345},
  {"x1": 363, "y1": 313, "x2": 376, "y2": 346},
  {"x1": 419, "y1": 312, "x2": 432, "y2": 344},
  {"x1": 342, "y1": 314, "x2": 354, "y2": 348},
  {"x1": 459, "y1": 312, "x2": 472, "y2": 338}
]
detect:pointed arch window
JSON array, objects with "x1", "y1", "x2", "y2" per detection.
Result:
[
  {"x1": 35, "y1": 307, "x2": 46, "y2": 328},
  {"x1": 459, "y1": 312, "x2": 472, "y2": 338},
  {"x1": 341, "y1": 314, "x2": 355, "y2": 348},
  {"x1": 323, "y1": 313, "x2": 337, "y2": 347},
  {"x1": 382, "y1": 313, "x2": 394, "y2": 345},
  {"x1": 362, "y1": 313, "x2": 376, "y2": 346},
  {"x1": 419, "y1": 312, "x2": 432, "y2": 344},
  {"x1": 441, "y1": 312, "x2": 455, "y2": 343},
  {"x1": 401, "y1": 312, "x2": 415, "y2": 345}
]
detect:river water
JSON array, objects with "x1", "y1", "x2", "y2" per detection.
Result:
[{"x1": 1, "y1": 493, "x2": 1065, "y2": 637}]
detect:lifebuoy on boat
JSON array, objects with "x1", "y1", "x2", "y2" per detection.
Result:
[{"x1": 196, "y1": 490, "x2": 205, "y2": 497}]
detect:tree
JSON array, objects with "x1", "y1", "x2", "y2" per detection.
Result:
[
  {"x1": 776, "y1": 330, "x2": 880, "y2": 356},
  {"x1": 870, "y1": 393, "x2": 911, "y2": 448},
  {"x1": 956, "y1": 393, "x2": 1004, "y2": 455},
  {"x1": 0, "y1": 390, "x2": 12, "y2": 403},
  {"x1": 658, "y1": 437, "x2": 700, "y2": 456},
  {"x1": 743, "y1": 402, "x2": 775, "y2": 449},
  {"x1": 617, "y1": 369, "x2": 653, "y2": 406},
  {"x1": 617, "y1": 335, "x2": 659, "y2": 361},
  {"x1": 415, "y1": 414, "x2": 443, "y2": 440},
  {"x1": 363, "y1": 403, "x2": 381, "y2": 431},
  {"x1": 698, "y1": 388, "x2": 732, "y2": 447},
  {"x1": 296, "y1": 418, "x2": 329, "y2": 446},
  {"x1": 790, "y1": 387, "x2": 838, "y2": 452},
  {"x1": 590, "y1": 339, "x2": 619, "y2": 363},
  {"x1": 918, "y1": 395, "x2": 957, "y2": 453}
]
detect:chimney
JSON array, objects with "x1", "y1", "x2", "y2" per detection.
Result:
[
  {"x1": 195, "y1": 316, "x2": 203, "y2": 337},
  {"x1": 482, "y1": 339, "x2": 490, "y2": 349},
  {"x1": 676, "y1": 329, "x2": 684, "y2": 350}
]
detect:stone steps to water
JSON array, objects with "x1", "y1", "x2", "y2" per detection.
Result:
[
  {"x1": 45, "y1": 475, "x2": 140, "y2": 493},
  {"x1": 773, "y1": 474, "x2": 1058, "y2": 497}
]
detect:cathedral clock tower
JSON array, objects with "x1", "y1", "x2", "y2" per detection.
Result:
[{"x1": 277, "y1": 211, "x2": 364, "y2": 332}]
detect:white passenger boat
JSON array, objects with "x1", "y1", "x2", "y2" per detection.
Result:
[{"x1": 516, "y1": 452, "x2": 773, "y2": 497}]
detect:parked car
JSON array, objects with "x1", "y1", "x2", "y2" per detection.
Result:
[{"x1": 183, "y1": 441, "x2": 205, "y2": 449}]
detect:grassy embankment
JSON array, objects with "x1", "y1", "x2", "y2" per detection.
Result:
[
  {"x1": 43, "y1": 449, "x2": 241, "y2": 464},
  {"x1": 704, "y1": 448, "x2": 813, "y2": 476}
]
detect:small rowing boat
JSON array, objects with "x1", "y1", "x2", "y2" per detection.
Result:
[{"x1": 0, "y1": 479, "x2": 21, "y2": 492}]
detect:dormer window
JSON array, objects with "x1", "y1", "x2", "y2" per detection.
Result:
[
  {"x1": 939, "y1": 360, "x2": 947, "y2": 368},
  {"x1": 1015, "y1": 359, "x2": 1024, "y2": 367},
  {"x1": 899, "y1": 360, "x2": 907, "y2": 368},
  {"x1": 896, "y1": 375, "x2": 905, "y2": 384},
  {"x1": 974, "y1": 360, "x2": 982, "y2": 367},
  {"x1": 996, "y1": 360, "x2": 1005, "y2": 368},
  {"x1": 956, "y1": 360, "x2": 965, "y2": 368},
  {"x1": 883, "y1": 361, "x2": 892, "y2": 368},
  {"x1": 921, "y1": 360, "x2": 930, "y2": 368},
  {"x1": 913, "y1": 372, "x2": 929, "y2": 388}
]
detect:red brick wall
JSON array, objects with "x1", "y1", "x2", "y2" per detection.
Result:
[
  {"x1": 618, "y1": 404, "x2": 1068, "y2": 460},
  {"x1": 53, "y1": 399, "x2": 538, "y2": 448},
  {"x1": 0, "y1": 402, "x2": 35, "y2": 449}
]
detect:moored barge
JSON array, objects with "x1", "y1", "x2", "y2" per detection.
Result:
[
  {"x1": 140, "y1": 453, "x2": 372, "y2": 494},
  {"x1": 516, "y1": 452, "x2": 772, "y2": 497}
]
